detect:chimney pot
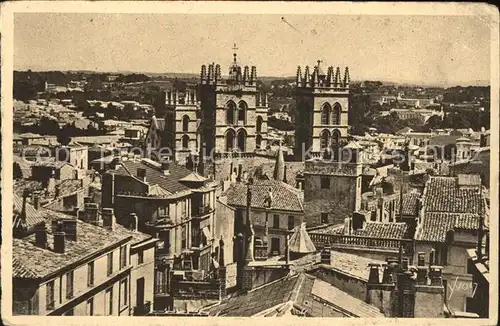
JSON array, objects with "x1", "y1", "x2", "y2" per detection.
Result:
[
  {"x1": 54, "y1": 231, "x2": 66, "y2": 254},
  {"x1": 102, "y1": 208, "x2": 116, "y2": 231},
  {"x1": 130, "y1": 213, "x2": 138, "y2": 232},
  {"x1": 35, "y1": 222, "x2": 48, "y2": 249},
  {"x1": 137, "y1": 168, "x2": 147, "y2": 181},
  {"x1": 368, "y1": 263, "x2": 381, "y2": 284}
]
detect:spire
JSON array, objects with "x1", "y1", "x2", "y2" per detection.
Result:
[
  {"x1": 232, "y1": 43, "x2": 238, "y2": 65},
  {"x1": 328, "y1": 66, "x2": 335, "y2": 86},
  {"x1": 296, "y1": 66, "x2": 302, "y2": 86},
  {"x1": 273, "y1": 144, "x2": 285, "y2": 181},
  {"x1": 335, "y1": 67, "x2": 342, "y2": 87},
  {"x1": 215, "y1": 64, "x2": 221, "y2": 82},
  {"x1": 343, "y1": 66, "x2": 350, "y2": 88},
  {"x1": 304, "y1": 66, "x2": 311, "y2": 87},
  {"x1": 207, "y1": 63, "x2": 214, "y2": 83},
  {"x1": 243, "y1": 66, "x2": 249, "y2": 83},
  {"x1": 250, "y1": 66, "x2": 257, "y2": 84},
  {"x1": 312, "y1": 66, "x2": 319, "y2": 86},
  {"x1": 200, "y1": 65, "x2": 207, "y2": 82}
]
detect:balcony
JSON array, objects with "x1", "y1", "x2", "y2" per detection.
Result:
[
  {"x1": 155, "y1": 283, "x2": 169, "y2": 295},
  {"x1": 145, "y1": 218, "x2": 174, "y2": 230},
  {"x1": 309, "y1": 232, "x2": 414, "y2": 256},
  {"x1": 192, "y1": 205, "x2": 213, "y2": 218}
]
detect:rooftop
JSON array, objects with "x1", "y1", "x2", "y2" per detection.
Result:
[
  {"x1": 224, "y1": 179, "x2": 304, "y2": 212},
  {"x1": 206, "y1": 272, "x2": 383, "y2": 317},
  {"x1": 13, "y1": 208, "x2": 152, "y2": 280},
  {"x1": 424, "y1": 176, "x2": 484, "y2": 214},
  {"x1": 401, "y1": 192, "x2": 421, "y2": 216},
  {"x1": 415, "y1": 212, "x2": 480, "y2": 243},
  {"x1": 114, "y1": 158, "x2": 195, "y2": 196}
]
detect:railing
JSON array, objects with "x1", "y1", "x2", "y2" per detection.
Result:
[
  {"x1": 192, "y1": 205, "x2": 213, "y2": 218},
  {"x1": 155, "y1": 283, "x2": 169, "y2": 294},
  {"x1": 254, "y1": 244, "x2": 268, "y2": 261},
  {"x1": 309, "y1": 232, "x2": 414, "y2": 255}
]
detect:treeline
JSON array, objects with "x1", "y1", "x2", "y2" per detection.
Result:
[{"x1": 443, "y1": 86, "x2": 490, "y2": 103}]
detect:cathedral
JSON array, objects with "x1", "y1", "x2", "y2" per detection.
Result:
[{"x1": 294, "y1": 60, "x2": 351, "y2": 159}]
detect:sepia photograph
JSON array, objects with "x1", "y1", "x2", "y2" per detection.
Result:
[{"x1": 1, "y1": 1, "x2": 498, "y2": 324}]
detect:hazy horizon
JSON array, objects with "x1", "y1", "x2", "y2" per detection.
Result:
[{"x1": 14, "y1": 13, "x2": 492, "y2": 87}]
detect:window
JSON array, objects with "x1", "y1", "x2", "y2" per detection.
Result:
[
  {"x1": 332, "y1": 104, "x2": 341, "y2": 125},
  {"x1": 66, "y1": 271, "x2": 74, "y2": 299},
  {"x1": 86, "y1": 298, "x2": 94, "y2": 316},
  {"x1": 320, "y1": 130, "x2": 330, "y2": 149},
  {"x1": 159, "y1": 205, "x2": 168, "y2": 217},
  {"x1": 225, "y1": 129, "x2": 235, "y2": 151},
  {"x1": 236, "y1": 129, "x2": 246, "y2": 152},
  {"x1": 120, "y1": 246, "x2": 127, "y2": 269},
  {"x1": 120, "y1": 279, "x2": 128, "y2": 308},
  {"x1": 256, "y1": 135, "x2": 263, "y2": 149},
  {"x1": 59, "y1": 277, "x2": 63, "y2": 304},
  {"x1": 107, "y1": 252, "x2": 113, "y2": 276},
  {"x1": 138, "y1": 251, "x2": 144, "y2": 265},
  {"x1": 256, "y1": 116, "x2": 263, "y2": 134},
  {"x1": 436, "y1": 245, "x2": 448, "y2": 266},
  {"x1": 182, "y1": 135, "x2": 189, "y2": 149},
  {"x1": 87, "y1": 262, "x2": 94, "y2": 287},
  {"x1": 106, "y1": 287, "x2": 113, "y2": 316},
  {"x1": 288, "y1": 216, "x2": 295, "y2": 230},
  {"x1": 181, "y1": 225, "x2": 187, "y2": 249},
  {"x1": 321, "y1": 176, "x2": 330, "y2": 189},
  {"x1": 226, "y1": 101, "x2": 236, "y2": 124},
  {"x1": 46, "y1": 280, "x2": 55, "y2": 310},
  {"x1": 321, "y1": 105, "x2": 330, "y2": 125},
  {"x1": 273, "y1": 214, "x2": 280, "y2": 229},
  {"x1": 321, "y1": 213, "x2": 329, "y2": 224},
  {"x1": 182, "y1": 115, "x2": 189, "y2": 132},
  {"x1": 238, "y1": 101, "x2": 247, "y2": 122}
]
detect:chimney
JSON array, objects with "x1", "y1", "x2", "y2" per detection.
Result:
[
  {"x1": 352, "y1": 212, "x2": 366, "y2": 231},
  {"x1": 21, "y1": 189, "x2": 29, "y2": 220},
  {"x1": 130, "y1": 213, "x2": 138, "y2": 232},
  {"x1": 161, "y1": 162, "x2": 170, "y2": 175},
  {"x1": 102, "y1": 208, "x2": 116, "y2": 231},
  {"x1": 413, "y1": 264, "x2": 445, "y2": 318},
  {"x1": 137, "y1": 168, "x2": 146, "y2": 182},
  {"x1": 33, "y1": 194, "x2": 40, "y2": 210},
  {"x1": 53, "y1": 222, "x2": 66, "y2": 254},
  {"x1": 343, "y1": 217, "x2": 351, "y2": 235},
  {"x1": 285, "y1": 233, "x2": 290, "y2": 266},
  {"x1": 35, "y1": 222, "x2": 48, "y2": 249},
  {"x1": 320, "y1": 246, "x2": 331, "y2": 265},
  {"x1": 368, "y1": 263, "x2": 381, "y2": 284},
  {"x1": 429, "y1": 248, "x2": 436, "y2": 266},
  {"x1": 218, "y1": 238, "x2": 227, "y2": 300},
  {"x1": 85, "y1": 203, "x2": 101, "y2": 226},
  {"x1": 47, "y1": 171, "x2": 56, "y2": 193}
]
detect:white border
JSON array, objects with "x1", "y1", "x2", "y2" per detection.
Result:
[{"x1": 1, "y1": 2, "x2": 498, "y2": 326}]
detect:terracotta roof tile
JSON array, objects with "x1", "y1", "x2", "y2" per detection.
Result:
[
  {"x1": 425, "y1": 176, "x2": 484, "y2": 214},
  {"x1": 415, "y1": 212, "x2": 456, "y2": 242},
  {"x1": 225, "y1": 179, "x2": 304, "y2": 212},
  {"x1": 13, "y1": 194, "x2": 45, "y2": 230},
  {"x1": 115, "y1": 159, "x2": 193, "y2": 195},
  {"x1": 402, "y1": 192, "x2": 420, "y2": 216},
  {"x1": 353, "y1": 222, "x2": 408, "y2": 239},
  {"x1": 13, "y1": 208, "x2": 152, "y2": 280}
]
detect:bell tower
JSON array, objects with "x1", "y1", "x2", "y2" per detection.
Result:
[{"x1": 294, "y1": 60, "x2": 350, "y2": 160}]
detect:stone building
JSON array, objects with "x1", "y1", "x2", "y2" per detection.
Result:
[
  {"x1": 303, "y1": 141, "x2": 363, "y2": 226},
  {"x1": 413, "y1": 174, "x2": 487, "y2": 315},
  {"x1": 100, "y1": 158, "x2": 219, "y2": 307},
  {"x1": 146, "y1": 45, "x2": 270, "y2": 182},
  {"x1": 12, "y1": 206, "x2": 157, "y2": 316},
  {"x1": 294, "y1": 61, "x2": 350, "y2": 159}
]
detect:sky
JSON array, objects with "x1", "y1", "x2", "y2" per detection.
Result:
[{"x1": 14, "y1": 13, "x2": 492, "y2": 86}]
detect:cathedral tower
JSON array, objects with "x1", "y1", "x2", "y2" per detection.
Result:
[{"x1": 294, "y1": 60, "x2": 350, "y2": 160}]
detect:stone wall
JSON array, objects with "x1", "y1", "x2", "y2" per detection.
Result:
[{"x1": 308, "y1": 266, "x2": 367, "y2": 301}]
